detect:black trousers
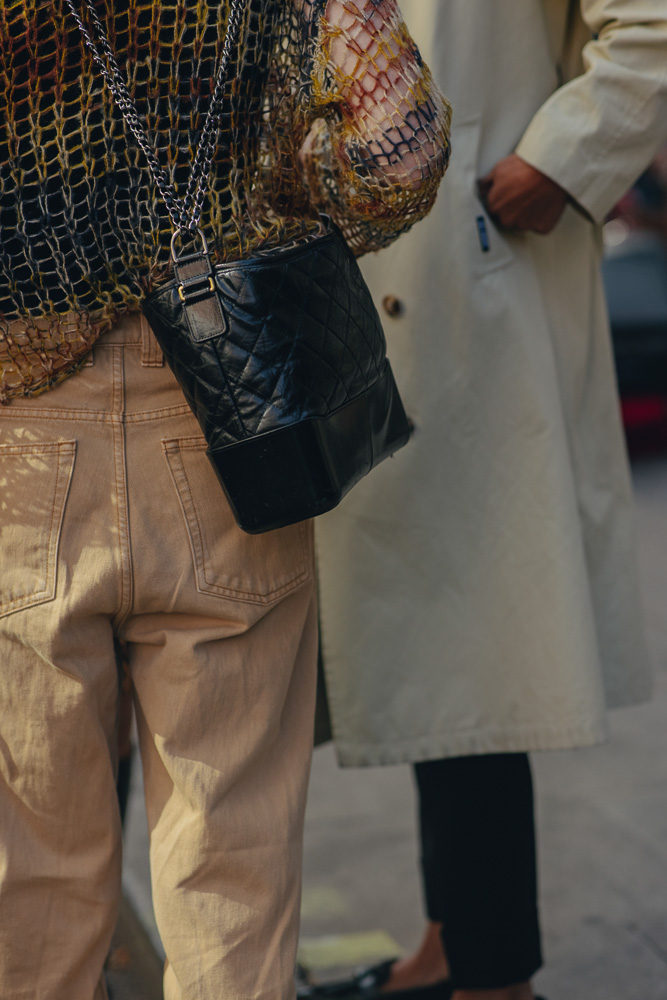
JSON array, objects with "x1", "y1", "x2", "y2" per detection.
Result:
[{"x1": 414, "y1": 753, "x2": 543, "y2": 990}]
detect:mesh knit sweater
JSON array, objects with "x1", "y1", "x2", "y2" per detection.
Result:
[{"x1": 0, "y1": 0, "x2": 451, "y2": 400}]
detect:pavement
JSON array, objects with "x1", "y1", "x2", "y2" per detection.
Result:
[{"x1": 117, "y1": 452, "x2": 667, "y2": 999}]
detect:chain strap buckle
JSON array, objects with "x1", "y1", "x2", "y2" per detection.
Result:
[
  {"x1": 170, "y1": 227, "x2": 210, "y2": 264},
  {"x1": 171, "y1": 228, "x2": 216, "y2": 305}
]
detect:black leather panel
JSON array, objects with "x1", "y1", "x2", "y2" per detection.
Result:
[
  {"x1": 142, "y1": 228, "x2": 387, "y2": 450},
  {"x1": 141, "y1": 225, "x2": 411, "y2": 531}
]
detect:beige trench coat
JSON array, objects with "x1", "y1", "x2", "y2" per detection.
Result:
[{"x1": 315, "y1": 0, "x2": 667, "y2": 767}]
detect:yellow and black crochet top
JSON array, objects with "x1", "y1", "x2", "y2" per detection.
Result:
[{"x1": 0, "y1": 0, "x2": 451, "y2": 400}]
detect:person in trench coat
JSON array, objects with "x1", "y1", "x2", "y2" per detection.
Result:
[{"x1": 313, "y1": 2, "x2": 667, "y2": 999}]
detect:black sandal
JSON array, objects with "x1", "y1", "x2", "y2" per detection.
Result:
[{"x1": 297, "y1": 958, "x2": 453, "y2": 1000}]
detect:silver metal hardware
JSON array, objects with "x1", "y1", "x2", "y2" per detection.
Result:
[
  {"x1": 64, "y1": 0, "x2": 246, "y2": 237},
  {"x1": 170, "y1": 228, "x2": 211, "y2": 264}
]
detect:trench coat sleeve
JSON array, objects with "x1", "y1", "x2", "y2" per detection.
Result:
[{"x1": 515, "y1": 0, "x2": 667, "y2": 223}]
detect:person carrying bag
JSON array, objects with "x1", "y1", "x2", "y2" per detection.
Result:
[{"x1": 0, "y1": 2, "x2": 450, "y2": 998}]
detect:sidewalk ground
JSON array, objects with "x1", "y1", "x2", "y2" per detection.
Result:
[{"x1": 121, "y1": 454, "x2": 667, "y2": 999}]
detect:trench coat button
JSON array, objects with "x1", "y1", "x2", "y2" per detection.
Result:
[{"x1": 382, "y1": 295, "x2": 404, "y2": 318}]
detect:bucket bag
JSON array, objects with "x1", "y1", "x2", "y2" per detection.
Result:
[{"x1": 65, "y1": 0, "x2": 412, "y2": 533}]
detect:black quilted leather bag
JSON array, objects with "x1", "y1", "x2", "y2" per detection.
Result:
[
  {"x1": 142, "y1": 225, "x2": 411, "y2": 532},
  {"x1": 67, "y1": 0, "x2": 411, "y2": 532}
]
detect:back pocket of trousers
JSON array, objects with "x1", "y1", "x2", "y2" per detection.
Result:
[
  {"x1": 0, "y1": 441, "x2": 76, "y2": 617},
  {"x1": 163, "y1": 437, "x2": 311, "y2": 604}
]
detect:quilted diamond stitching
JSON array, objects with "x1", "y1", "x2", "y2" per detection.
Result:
[{"x1": 142, "y1": 229, "x2": 389, "y2": 450}]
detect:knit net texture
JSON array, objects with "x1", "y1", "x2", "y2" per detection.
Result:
[{"x1": 0, "y1": 0, "x2": 451, "y2": 400}]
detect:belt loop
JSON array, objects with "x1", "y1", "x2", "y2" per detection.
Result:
[{"x1": 140, "y1": 313, "x2": 164, "y2": 367}]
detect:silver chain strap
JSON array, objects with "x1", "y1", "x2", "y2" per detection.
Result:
[{"x1": 64, "y1": 0, "x2": 246, "y2": 235}]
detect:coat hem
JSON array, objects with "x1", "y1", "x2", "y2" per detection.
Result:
[{"x1": 332, "y1": 720, "x2": 608, "y2": 768}]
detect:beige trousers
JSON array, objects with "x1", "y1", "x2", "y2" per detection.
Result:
[{"x1": 0, "y1": 314, "x2": 318, "y2": 1000}]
